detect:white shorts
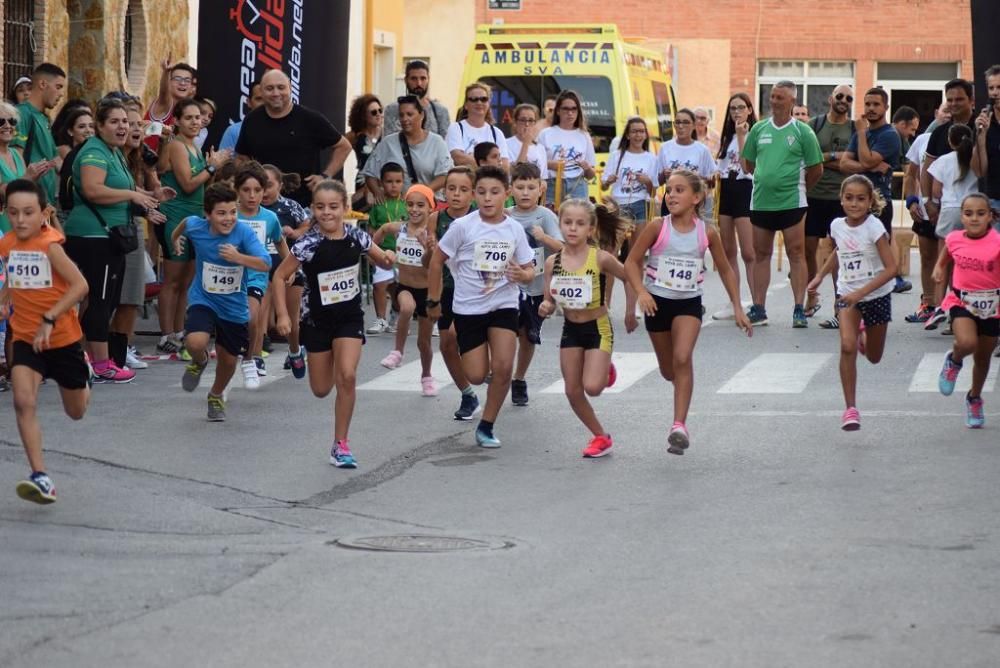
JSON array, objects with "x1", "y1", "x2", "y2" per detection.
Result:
[{"x1": 373, "y1": 265, "x2": 396, "y2": 285}]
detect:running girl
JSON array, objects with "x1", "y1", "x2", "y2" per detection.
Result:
[
  {"x1": 1, "y1": 179, "x2": 90, "y2": 503},
  {"x1": 426, "y1": 165, "x2": 536, "y2": 447},
  {"x1": 625, "y1": 170, "x2": 751, "y2": 454},
  {"x1": 272, "y1": 180, "x2": 396, "y2": 468},
  {"x1": 373, "y1": 184, "x2": 438, "y2": 396},
  {"x1": 538, "y1": 198, "x2": 634, "y2": 458},
  {"x1": 935, "y1": 193, "x2": 1000, "y2": 429},
  {"x1": 807, "y1": 175, "x2": 897, "y2": 431}
]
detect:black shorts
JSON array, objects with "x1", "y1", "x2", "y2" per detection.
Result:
[
  {"x1": 518, "y1": 293, "x2": 545, "y2": 345},
  {"x1": 248, "y1": 286, "x2": 265, "y2": 301},
  {"x1": 750, "y1": 207, "x2": 807, "y2": 232},
  {"x1": 452, "y1": 308, "x2": 519, "y2": 355},
  {"x1": 397, "y1": 283, "x2": 428, "y2": 318},
  {"x1": 912, "y1": 218, "x2": 937, "y2": 241},
  {"x1": 300, "y1": 317, "x2": 366, "y2": 352},
  {"x1": 437, "y1": 286, "x2": 456, "y2": 330},
  {"x1": 11, "y1": 340, "x2": 89, "y2": 390},
  {"x1": 950, "y1": 306, "x2": 1000, "y2": 337},
  {"x1": 268, "y1": 254, "x2": 281, "y2": 281},
  {"x1": 185, "y1": 305, "x2": 249, "y2": 357},
  {"x1": 560, "y1": 316, "x2": 613, "y2": 353},
  {"x1": 877, "y1": 204, "x2": 893, "y2": 239},
  {"x1": 644, "y1": 294, "x2": 703, "y2": 332},
  {"x1": 805, "y1": 198, "x2": 845, "y2": 238},
  {"x1": 854, "y1": 293, "x2": 892, "y2": 327},
  {"x1": 718, "y1": 178, "x2": 752, "y2": 218}
]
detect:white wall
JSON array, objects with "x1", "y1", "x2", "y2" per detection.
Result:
[{"x1": 187, "y1": 0, "x2": 199, "y2": 65}]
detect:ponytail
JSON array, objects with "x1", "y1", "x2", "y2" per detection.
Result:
[{"x1": 949, "y1": 124, "x2": 974, "y2": 184}]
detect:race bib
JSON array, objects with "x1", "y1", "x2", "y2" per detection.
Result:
[
  {"x1": 550, "y1": 274, "x2": 592, "y2": 309},
  {"x1": 655, "y1": 256, "x2": 700, "y2": 292},
  {"x1": 317, "y1": 264, "x2": 360, "y2": 306},
  {"x1": 839, "y1": 250, "x2": 873, "y2": 284},
  {"x1": 473, "y1": 240, "x2": 513, "y2": 273},
  {"x1": 396, "y1": 236, "x2": 425, "y2": 267},
  {"x1": 962, "y1": 288, "x2": 1000, "y2": 319},
  {"x1": 6, "y1": 250, "x2": 53, "y2": 290},
  {"x1": 532, "y1": 247, "x2": 545, "y2": 277},
  {"x1": 202, "y1": 262, "x2": 243, "y2": 294},
  {"x1": 246, "y1": 219, "x2": 267, "y2": 246}
]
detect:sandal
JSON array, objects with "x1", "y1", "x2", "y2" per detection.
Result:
[
  {"x1": 818, "y1": 316, "x2": 839, "y2": 330},
  {"x1": 804, "y1": 302, "x2": 821, "y2": 317}
]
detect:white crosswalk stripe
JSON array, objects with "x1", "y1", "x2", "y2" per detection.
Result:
[
  {"x1": 908, "y1": 352, "x2": 998, "y2": 393},
  {"x1": 717, "y1": 353, "x2": 833, "y2": 394},
  {"x1": 539, "y1": 352, "x2": 660, "y2": 395},
  {"x1": 357, "y1": 357, "x2": 455, "y2": 392}
]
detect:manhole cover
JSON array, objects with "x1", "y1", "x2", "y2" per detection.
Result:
[{"x1": 331, "y1": 534, "x2": 513, "y2": 553}]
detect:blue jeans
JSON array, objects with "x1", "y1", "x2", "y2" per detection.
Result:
[
  {"x1": 546, "y1": 176, "x2": 590, "y2": 205},
  {"x1": 619, "y1": 198, "x2": 649, "y2": 222}
]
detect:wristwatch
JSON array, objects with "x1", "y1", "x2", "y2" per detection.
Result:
[
  {"x1": 42, "y1": 314, "x2": 56, "y2": 325},
  {"x1": 425, "y1": 298, "x2": 441, "y2": 308},
  {"x1": 206, "y1": 165, "x2": 217, "y2": 175}
]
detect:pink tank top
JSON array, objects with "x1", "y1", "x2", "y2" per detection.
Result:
[{"x1": 939, "y1": 228, "x2": 1000, "y2": 317}]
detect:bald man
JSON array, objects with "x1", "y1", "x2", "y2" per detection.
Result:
[{"x1": 236, "y1": 69, "x2": 352, "y2": 205}]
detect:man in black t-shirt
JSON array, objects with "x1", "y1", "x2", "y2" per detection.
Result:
[
  {"x1": 974, "y1": 65, "x2": 1000, "y2": 211},
  {"x1": 920, "y1": 78, "x2": 976, "y2": 212},
  {"x1": 236, "y1": 69, "x2": 352, "y2": 205}
]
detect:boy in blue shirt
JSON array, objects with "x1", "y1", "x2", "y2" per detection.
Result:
[{"x1": 171, "y1": 183, "x2": 271, "y2": 421}]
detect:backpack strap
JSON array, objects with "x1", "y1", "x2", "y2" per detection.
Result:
[{"x1": 695, "y1": 217, "x2": 709, "y2": 256}]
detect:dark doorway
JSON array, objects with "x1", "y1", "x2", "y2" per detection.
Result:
[{"x1": 891, "y1": 89, "x2": 942, "y2": 133}]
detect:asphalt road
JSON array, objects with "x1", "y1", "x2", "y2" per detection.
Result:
[{"x1": 2, "y1": 253, "x2": 999, "y2": 667}]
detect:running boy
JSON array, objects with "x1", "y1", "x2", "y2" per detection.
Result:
[
  {"x1": 366, "y1": 162, "x2": 406, "y2": 334},
  {"x1": 625, "y1": 170, "x2": 751, "y2": 454},
  {"x1": 272, "y1": 180, "x2": 396, "y2": 468},
  {"x1": 538, "y1": 198, "x2": 632, "y2": 457},
  {"x1": 807, "y1": 175, "x2": 896, "y2": 431},
  {"x1": 1, "y1": 179, "x2": 90, "y2": 503},
  {"x1": 935, "y1": 193, "x2": 1000, "y2": 428},
  {"x1": 373, "y1": 184, "x2": 438, "y2": 395},
  {"x1": 506, "y1": 161, "x2": 563, "y2": 406},
  {"x1": 426, "y1": 165, "x2": 536, "y2": 447},
  {"x1": 173, "y1": 183, "x2": 271, "y2": 421}
]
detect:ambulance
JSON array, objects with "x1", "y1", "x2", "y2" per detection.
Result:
[{"x1": 460, "y1": 23, "x2": 678, "y2": 191}]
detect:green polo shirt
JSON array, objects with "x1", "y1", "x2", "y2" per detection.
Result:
[
  {"x1": 64, "y1": 137, "x2": 135, "y2": 238},
  {"x1": 12, "y1": 101, "x2": 58, "y2": 205},
  {"x1": 742, "y1": 117, "x2": 824, "y2": 211}
]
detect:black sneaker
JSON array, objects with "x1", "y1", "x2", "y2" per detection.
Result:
[
  {"x1": 262, "y1": 334, "x2": 274, "y2": 354},
  {"x1": 511, "y1": 379, "x2": 529, "y2": 406},
  {"x1": 454, "y1": 392, "x2": 480, "y2": 420}
]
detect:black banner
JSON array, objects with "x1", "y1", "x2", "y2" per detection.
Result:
[
  {"x1": 972, "y1": 0, "x2": 1000, "y2": 104},
  {"x1": 197, "y1": 0, "x2": 352, "y2": 148}
]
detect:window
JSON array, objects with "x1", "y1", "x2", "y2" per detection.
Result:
[
  {"x1": 3, "y1": 0, "x2": 35, "y2": 92},
  {"x1": 757, "y1": 60, "x2": 855, "y2": 118},
  {"x1": 122, "y1": 0, "x2": 148, "y2": 91},
  {"x1": 877, "y1": 62, "x2": 958, "y2": 81},
  {"x1": 651, "y1": 81, "x2": 674, "y2": 141}
]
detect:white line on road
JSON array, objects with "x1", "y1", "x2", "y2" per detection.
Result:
[
  {"x1": 358, "y1": 357, "x2": 455, "y2": 392},
  {"x1": 540, "y1": 352, "x2": 660, "y2": 395},
  {"x1": 908, "y1": 352, "x2": 998, "y2": 393},
  {"x1": 717, "y1": 352, "x2": 833, "y2": 394}
]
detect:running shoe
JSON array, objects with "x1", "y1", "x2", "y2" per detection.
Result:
[
  {"x1": 905, "y1": 303, "x2": 935, "y2": 323},
  {"x1": 966, "y1": 394, "x2": 985, "y2": 429},
  {"x1": 283, "y1": 354, "x2": 292, "y2": 370},
  {"x1": 421, "y1": 375, "x2": 439, "y2": 397},
  {"x1": 16, "y1": 471, "x2": 56, "y2": 504},
  {"x1": 712, "y1": 302, "x2": 735, "y2": 320},
  {"x1": 178, "y1": 347, "x2": 192, "y2": 362},
  {"x1": 511, "y1": 379, "x2": 528, "y2": 406},
  {"x1": 893, "y1": 277, "x2": 913, "y2": 294},
  {"x1": 582, "y1": 434, "x2": 613, "y2": 458},
  {"x1": 262, "y1": 334, "x2": 274, "y2": 354},
  {"x1": 288, "y1": 349, "x2": 306, "y2": 379},
  {"x1": 667, "y1": 422, "x2": 690, "y2": 455},
  {"x1": 792, "y1": 305, "x2": 808, "y2": 329},
  {"x1": 156, "y1": 335, "x2": 180, "y2": 354},
  {"x1": 207, "y1": 394, "x2": 226, "y2": 422},
  {"x1": 923, "y1": 308, "x2": 948, "y2": 330},
  {"x1": 746, "y1": 305, "x2": 769, "y2": 326},
  {"x1": 380, "y1": 349, "x2": 403, "y2": 369},
  {"x1": 475, "y1": 428, "x2": 502, "y2": 448},
  {"x1": 254, "y1": 356, "x2": 267, "y2": 376},
  {"x1": 92, "y1": 361, "x2": 135, "y2": 384},
  {"x1": 938, "y1": 352, "x2": 962, "y2": 396},
  {"x1": 0, "y1": 376, "x2": 9, "y2": 393},
  {"x1": 241, "y1": 359, "x2": 260, "y2": 390},
  {"x1": 432, "y1": 322, "x2": 440, "y2": 338},
  {"x1": 941, "y1": 325, "x2": 953, "y2": 335},
  {"x1": 454, "y1": 392, "x2": 480, "y2": 420},
  {"x1": 841, "y1": 407, "x2": 861, "y2": 431},
  {"x1": 819, "y1": 315, "x2": 840, "y2": 330},
  {"x1": 330, "y1": 440, "x2": 358, "y2": 468},
  {"x1": 386, "y1": 310, "x2": 399, "y2": 333},
  {"x1": 366, "y1": 318, "x2": 388, "y2": 335},
  {"x1": 126, "y1": 346, "x2": 148, "y2": 370},
  {"x1": 608, "y1": 362, "x2": 617, "y2": 388},
  {"x1": 181, "y1": 354, "x2": 209, "y2": 392}
]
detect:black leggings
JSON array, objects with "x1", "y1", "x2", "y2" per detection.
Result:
[{"x1": 65, "y1": 236, "x2": 125, "y2": 343}]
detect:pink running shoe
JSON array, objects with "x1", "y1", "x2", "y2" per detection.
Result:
[
  {"x1": 841, "y1": 407, "x2": 861, "y2": 431},
  {"x1": 608, "y1": 362, "x2": 617, "y2": 388},
  {"x1": 421, "y1": 375, "x2": 438, "y2": 397},
  {"x1": 667, "y1": 422, "x2": 689, "y2": 455},
  {"x1": 582, "y1": 434, "x2": 613, "y2": 458},
  {"x1": 92, "y1": 360, "x2": 135, "y2": 384},
  {"x1": 380, "y1": 350, "x2": 403, "y2": 369}
]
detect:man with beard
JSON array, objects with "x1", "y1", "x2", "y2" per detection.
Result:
[{"x1": 383, "y1": 60, "x2": 451, "y2": 138}]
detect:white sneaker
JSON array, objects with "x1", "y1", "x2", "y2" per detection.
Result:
[
  {"x1": 386, "y1": 310, "x2": 399, "y2": 333},
  {"x1": 125, "y1": 346, "x2": 148, "y2": 370},
  {"x1": 432, "y1": 322, "x2": 440, "y2": 337},
  {"x1": 712, "y1": 302, "x2": 735, "y2": 320},
  {"x1": 366, "y1": 318, "x2": 387, "y2": 335},
  {"x1": 241, "y1": 358, "x2": 260, "y2": 390}
]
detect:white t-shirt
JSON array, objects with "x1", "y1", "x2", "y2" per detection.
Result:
[
  {"x1": 506, "y1": 136, "x2": 549, "y2": 179},
  {"x1": 446, "y1": 120, "x2": 511, "y2": 161},
  {"x1": 538, "y1": 126, "x2": 596, "y2": 179},
  {"x1": 602, "y1": 149, "x2": 659, "y2": 203},
  {"x1": 436, "y1": 211, "x2": 535, "y2": 314},
  {"x1": 906, "y1": 133, "x2": 931, "y2": 219},
  {"x1": 831, "y1": 215, "x2": 893, "y2": 300},
  {"x1": 718, "y1": 136, "x2": 751, "y2": 180},
  {"x1": 927, "y1": 150, "x2": 979, "y2": 210},
  {"x1": 656, "y1": 140, "x2": 719, "y2": 179},
  {"x1": 505, "y1": 205, "x2": 563, "y2": 296}
]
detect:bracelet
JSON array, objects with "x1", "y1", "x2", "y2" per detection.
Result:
[
  {"x1": 425, "y1": 299, "x2": 440, "y2": 308},
  {"x1": 42, "y1": 314, "x2": 56, "y2": 325},
  {"x1": 905, "y1": 195, "x2": 919, "y2": 208}
]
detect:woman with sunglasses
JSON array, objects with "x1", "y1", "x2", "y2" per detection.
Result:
[
  {"x1": 538, "y1": 90, "x2": 596, "y2": 204},
  {"x1": 446, "y1": 83, "x2": 510, "y2": 172},
  {"x1": 0, "y1": 102, "x2": 48, "y2": 234},
  {"x1": 656, "y1": 108, "x2": 718, "y2": 217},
  {"x1": 601, "y1": 117, "x2": 658, "y2": 227},
  {"x1": 344, "y1": 94, "x2": 383, "y2": 212}
]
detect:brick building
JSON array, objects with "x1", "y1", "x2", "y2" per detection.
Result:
[{"x1": 477, "y1": 0, "x2": 973, "y2": 130}]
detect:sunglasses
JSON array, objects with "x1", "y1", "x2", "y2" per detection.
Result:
[
  {"x1": 835, "y1": 93, "x2": 854, "y2": 103},
  {"x1": 467, "y1": 96, "x2": 489, "y2": 104},
  {"x1": 674, "y1": 119, "x2": 693, "y2": 125},
  {"x1": 370, "y1": 108, "x2": 384, "y2": 116},
  {"x1": 0, "y1": 118, "x2": 16, "y2": 127},
  {"x1": 729, "y1": 104, "x2": 749, "y2": 112},
  {"x1": 559, "y1": 105, "x2": 579, "y2": 112}
]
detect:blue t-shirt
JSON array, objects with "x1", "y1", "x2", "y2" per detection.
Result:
[
  {"x1": 185, "y1": 217, "x2": 271, "y2": 323},
  {"x1": 219, "y1": 121, "x2": 242, "y2": 152},
  {"x1": 847, "y1": 124, "x2": 901, "y2": 201},
  {"x1": 238, "y1": 207, "x2": 282, "y2": 291}
]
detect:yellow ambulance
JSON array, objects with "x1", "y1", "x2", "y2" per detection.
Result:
[{"x1": 460, "y1": 23, "x2": 679, "y2": 192}]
